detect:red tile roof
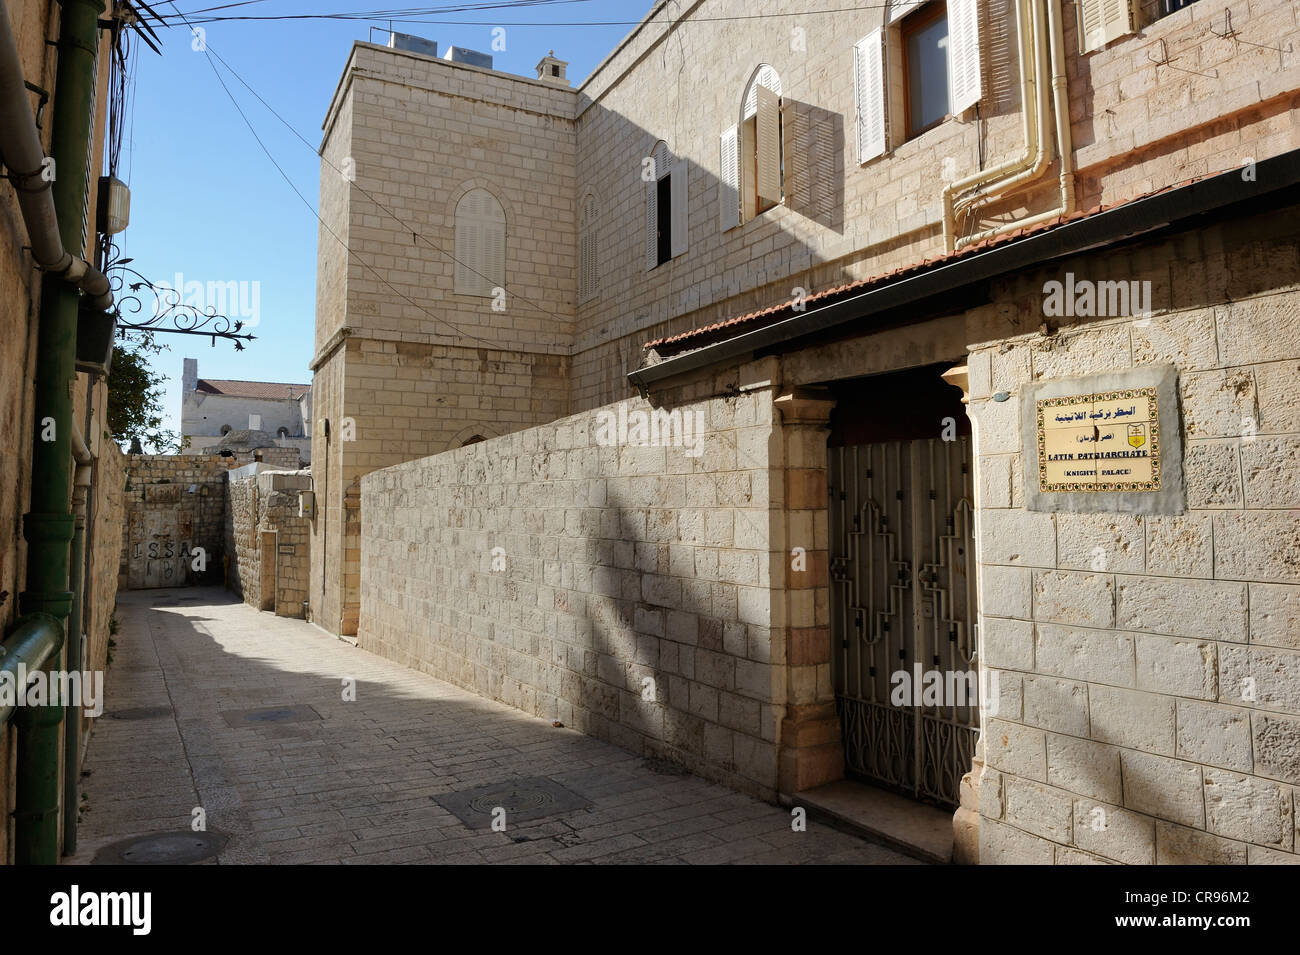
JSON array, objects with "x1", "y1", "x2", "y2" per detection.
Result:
[
  {"x1": 642, "y1": 174, "x2": 1211, "y2": 353},
  {"x1": 196, "y1": 379, "x2": 310, "y2": 400}
]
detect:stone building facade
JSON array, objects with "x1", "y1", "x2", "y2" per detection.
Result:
[
  {"x1": 181, "y1": 358, "x2": 313, "y2": 463},
  {"x1": 317, "y1": 0, "x2": 1300, "y2": 863}
]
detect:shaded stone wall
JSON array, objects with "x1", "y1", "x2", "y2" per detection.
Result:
[
  {"x1": 359, "y1": 364, "x2": 798, "y2": 798},
  {"x1": 120, "y1": 455, "x2": 231, "y2": 589}
]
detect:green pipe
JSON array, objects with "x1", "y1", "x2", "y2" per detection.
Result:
[
  {"x1": 62, "y1": 503, "x2": 86, "y2": 856},
  {"x1": 15, "y1": 0, "x2": 104, "y2": 865},
  {"x1": 0, "y1": 615, "x2": 63, "y2": 727}
]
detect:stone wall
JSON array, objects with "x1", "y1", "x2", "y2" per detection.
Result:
[
  {"x1": 120, "y1": 455, "x2": 232, "y2": 589},
  {"x1": 227, "y1": 470, "x2": 312, "y2": 618},
  {"x1": 962, "y1": 209, "x2": 1300, "y2": 865},
  {"x1": 86, "y1": 442, "x2": 126, "y2": 682},
  {"x1": 359, "y1": 369, "x2": 800, "y2": 797}
]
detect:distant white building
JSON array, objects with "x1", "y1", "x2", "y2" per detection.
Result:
[{"x1": 180, "y1": 358, "x2": 312, "y2": 464}]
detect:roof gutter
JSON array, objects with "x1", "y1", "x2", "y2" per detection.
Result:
[{"x1": 628, "y1": 149, "x2": 1300, "y2": 393}]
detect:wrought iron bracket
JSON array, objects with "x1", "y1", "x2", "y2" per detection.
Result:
[{"x1": 103, "y1": 244, "x2": 255, "y2": 350}]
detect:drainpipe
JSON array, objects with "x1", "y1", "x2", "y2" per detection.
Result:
[
  {"x1": 62, "y1": 429, "x2": 92, "y2": 856},
  {"x1": 0, "y1": 0, "x2": 113, "y2": 309},
  {"x1": 950, "y1": 0, "x2": 1077, "y2": 249},
  {"x1": 940, "y1": 0, "x2": 1049, "y2": 251},
  {"x1": 0, "y1": 616, "x2": 63, "y2": 726},
  {"x1": 13, "y1": 0, "x2": 106, "y2": 866}
]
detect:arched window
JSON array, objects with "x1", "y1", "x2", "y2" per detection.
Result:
[
  {"x1": 454, "y1": 188, "x2": 506, "y2": 297},
  {"x1": 579, "y1": 191, "x2": 600, "y2": 303},
  {"x1": 277, "y1": 427, "x2": 290, "y2": 439},
  {"x1": 645, "y1": 140, "x2": 688, "y2": 271},
  {"x1": 720, "y1": 65, "x2": 783, "y2": 228},
  {"x1": 461, "y1": 435, "x2": 486, "y2": 447},
  {"x1": 220, "y1": 424, "x2": 232, "y2": 435}
]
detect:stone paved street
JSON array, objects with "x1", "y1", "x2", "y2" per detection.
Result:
[{"x1": 67, "y1": 588, "x2": 917, "y2": 865}]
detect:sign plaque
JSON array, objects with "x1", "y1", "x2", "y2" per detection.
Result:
[
  {"x1": 1037, "y1": 387, "x2": 1160, "y2": 492},
  {"x1": 1021, "y1": 365, "x2": 1183, "y2": 515}
]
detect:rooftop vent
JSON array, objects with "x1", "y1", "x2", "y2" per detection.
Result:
[
  {"x1": 443, "y1": 45, "x2": 493, "y2": 69},
  {"x1": 387, "y1": 31, "x2": 437, "y2": 57},
  {"x1": 535, "y1": 50, "x2": 568, "y2": 86}
]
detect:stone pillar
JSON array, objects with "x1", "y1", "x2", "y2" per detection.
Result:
[
  {"x1": 774, "y1": 388, "x2": 844, "y2": 796},
  {"x1": 943, "y1": 363, "x2": 983, "y2": 865}
]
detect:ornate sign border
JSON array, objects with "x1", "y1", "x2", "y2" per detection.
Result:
[{"x1": 1036, "y1": 386, "x2": 1161, "y2": 493}]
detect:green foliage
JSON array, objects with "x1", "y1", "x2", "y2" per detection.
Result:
[{"x1": 106, "y1": 331, "x2": 187, "y2": 454}]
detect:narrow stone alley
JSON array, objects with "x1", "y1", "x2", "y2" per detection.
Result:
[{"x1": 69, "y1": 589, "x2": 916, "y2": 865}]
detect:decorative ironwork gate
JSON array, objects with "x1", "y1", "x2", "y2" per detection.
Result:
[{"x1": 829, "y1": 437, "x2": 979, "y2": 809}]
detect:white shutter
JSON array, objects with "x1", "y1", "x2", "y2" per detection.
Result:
[
  {"x1": 719, "y1": 125, "x2": 740, "y2": 231},
  {"x1": 579, "y1": 195, "x2": 598, "y2": 302},
  {"x1": 486, "y1": 211, "x2": 505, "y2": 293},
  {"x1": 455, "y1": 189, "x2": 504, "y2": 296},
  {"x1": 743, "y1": 64, "x2": 783, "y2": 119},
  {"x1": 1078, "y1": 0, "x2": 1134, "y2": 54},
  {"x1": 670, "y1": 155, "x2": 689, "y2": 258},
  {"x1": 755, "y1": 84, "x2": 782, "y2": 205},
  {"x1": 854, "y1": 30, "x2": 886, "y2": 164},
  {"x1": 948, "y1": 0, "x2": 982, "y2": 114},
  {"x1": 454, "y1": 215, "x2": 472, "y2": 293},
  {"x1": 887, "y1": 0, "x2": 922, "y2": 24},
  {"x1": 645, "y1": 174, "x2": 658, "y2": 272}
]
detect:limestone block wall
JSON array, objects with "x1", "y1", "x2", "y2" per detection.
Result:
[
  {"x1": 965, "y1": 210, "x2": 1300, "y2": 864},
  {"x1": 227, "y1": 470, "x2": 312, "y2": 618},
  {"x1": 120, "y1": 455, "x2": 232, "y2": 589},
  {"x1": 226, "y1": 477, "x2": 259, "y2": 606},
  {"x1": 308, "y1": 335, "x2": 570, "y2": 635},
  {"x1": 86, "y1": 442, "x2": 126, "y2": 678},
  {"x1": 359, "y1": 377, "x2": 790, "y2": 796}
]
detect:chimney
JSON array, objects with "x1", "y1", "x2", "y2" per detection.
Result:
[
  {"x1": 536, "y1": 50, "x2": 569, "y2": 86},
  {"x1": 182, "y1": 357, "x2": 197, "y2": 393}
]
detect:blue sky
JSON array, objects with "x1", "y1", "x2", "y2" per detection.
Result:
[{"x1": 125, "y1": 1, "x2": 656, "y2": 434}]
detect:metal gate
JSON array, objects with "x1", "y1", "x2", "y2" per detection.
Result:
[{"x1": 828, "y1": 437, "x2": 979, "y2": 809}]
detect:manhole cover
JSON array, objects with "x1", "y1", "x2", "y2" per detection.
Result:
[
  {"x1": 92, "y1": 830, "x2": 229, "y2": 865},
  {"x1": 106, "y1": 706, "x2": 172, "y2": 721},
  {"x1": 433, "y1": 776, "x2": 591, "y2": 830},
  {"x1": 220, "y1": 704, "x2": 321, "y2": 728}
]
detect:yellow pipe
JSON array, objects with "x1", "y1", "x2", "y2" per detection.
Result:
[
  {"x1": 941, "y1": 0, "x2": 1044, "y2": 250},
  {"x1": 955, "y1": 0, "x2": 1076, "y2": 249}
]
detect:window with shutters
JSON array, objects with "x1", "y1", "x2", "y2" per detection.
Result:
[
  {"x1": 1077, "y1": 0, "x2": 1136, "y2": 53},
  {"x1": 902, "y1": 1, "x2": 951, "y2": 139},
  {"x1": 579, "y1": 191, "x2": 599, "y2": 303},
  {"x1": 646, "y1": 141, "x2": 688, "y2": 271},
  {"x1": 858, "y1": 0, "x2": 979, "y2": 158},
  {"x1": 739, "y1": 65, "x2": 783, "y2": 221},
  {"x1": 454, "y1": 187, "x2": 506, "y2": 297}
]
